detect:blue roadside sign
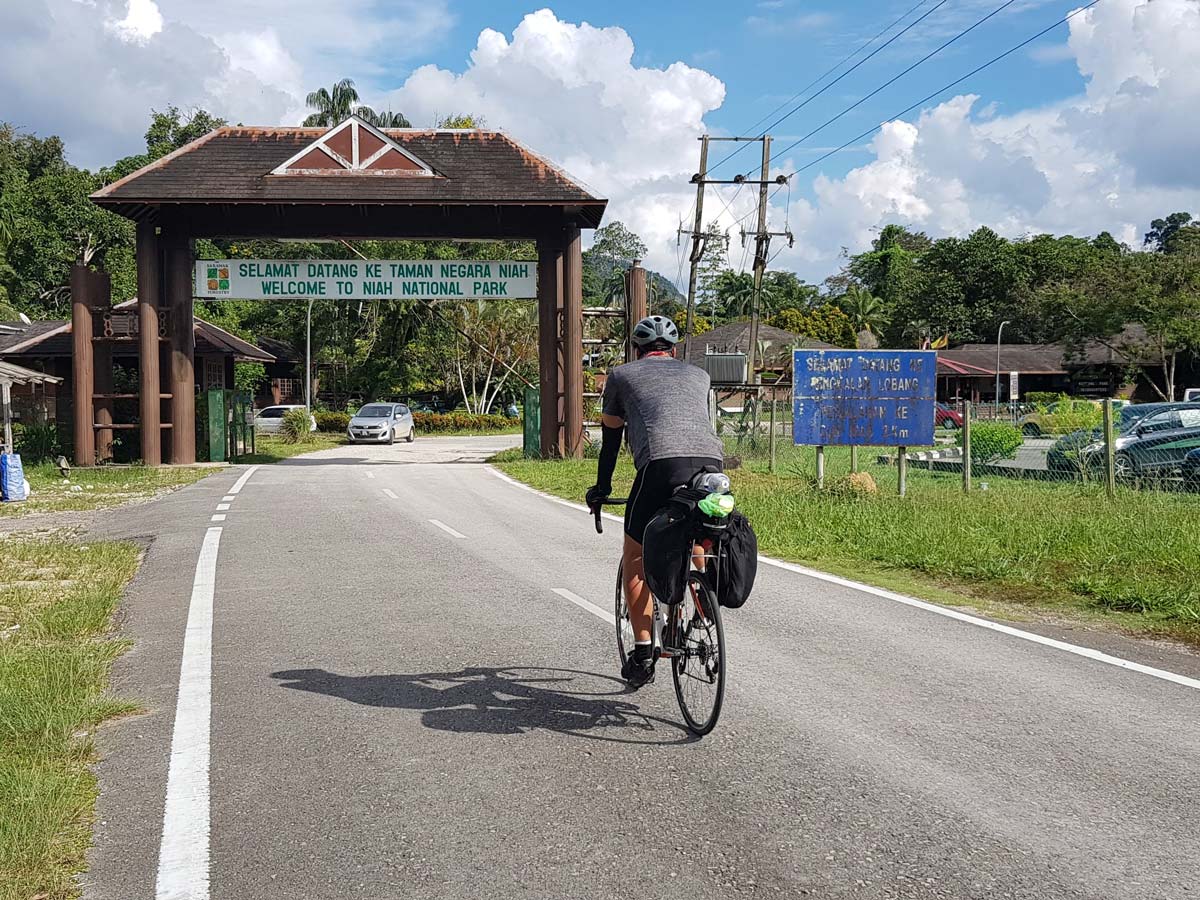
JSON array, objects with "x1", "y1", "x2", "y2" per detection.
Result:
[{"x1": 793, "y1": 349, "x2": 937, "y2": 446}]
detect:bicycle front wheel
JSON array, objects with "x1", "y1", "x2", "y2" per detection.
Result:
[
  {"x1": 671, "y1": 571, "x2": 726, "y2": 735},
  {"x1": 614, "y1": 561, "x2": 634, "y2": 668}
]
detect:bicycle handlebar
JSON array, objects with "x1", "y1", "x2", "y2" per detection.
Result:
[{"x1": 590, "y1": 497, "x2": 628, "y2": 534}]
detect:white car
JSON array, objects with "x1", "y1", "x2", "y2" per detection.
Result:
[
  {"x1": 347, "y1": 403, "x2": 415, "y2": 444},
  {"x1": 253, "y1": 405, "x2": 316, "y2": 434},
  {"x1": 1185, "y1": 388, "x2": 1200, "y2": 402}
]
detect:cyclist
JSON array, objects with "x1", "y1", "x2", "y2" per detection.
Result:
[{"x1": 586, "y1": 315, "x2": 723, "y2": 687}]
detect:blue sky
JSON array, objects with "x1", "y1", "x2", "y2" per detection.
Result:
[
  {"x1": 394, "y1": 0, "x2": 1089, "y2": 184},
  {"x1": 5, "y1": 1, "x2": 1197, "y2": 282}
]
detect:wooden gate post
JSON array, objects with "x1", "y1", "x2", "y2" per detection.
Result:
[
  {"x1": 537, "y1": 235, "x2": 564, "y2": 458},
  {"x1": 562, "y1": 226, "x2": 584, "y2": 459},
  {"x1": 137, "y1": 222, "x2": 162, "y2": 466},
  {"x1": 163, "y1": 233, "x2": 196, "y2": 464},
  {"x1": 70, "y1": 264, "x2": 95, "y2": 466},
  {"x1": 92, "y1": 270, "x2": 114, "y2": 463}
]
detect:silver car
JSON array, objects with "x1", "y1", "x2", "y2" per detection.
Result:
[{"x1": 347, "y1": 403, "x2": 415, "y2": 445}]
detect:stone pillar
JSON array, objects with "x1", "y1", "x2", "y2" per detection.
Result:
[
  {"x1": 537, "y1": 235, "x2": 564, "y2": 458},
  {"x1": 164, "y1": 234, "x2": 196, "y2": 464},
  {"x1": 137, "y1": 222, "x2": 162, "y2": 466},
  {"x1": 562, "y1": 225, "x2": 584, "y2": 459},
  {"x1": 70, "y1": 265, "x2": 95, "y2": 466}
]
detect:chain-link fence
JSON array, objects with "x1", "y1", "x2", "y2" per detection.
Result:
[{"x1": 715, "y1": 388, "x2": 1200, "y2": 498}]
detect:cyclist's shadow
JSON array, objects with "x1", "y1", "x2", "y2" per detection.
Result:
[{"x1": 270, "y1": 665, "x2": 696, "y2": 745}]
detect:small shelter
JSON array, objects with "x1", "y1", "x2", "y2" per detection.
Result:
[{"x1": 0, "y1": 360, "x2": 62, "y2": 454}]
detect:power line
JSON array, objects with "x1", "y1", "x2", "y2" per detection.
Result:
[
  {"x1": 783, "y1": 0, "x2": 1103, "y2": 179},
  {"x1": 715, "y1": 0, "x2": 936, "y2": 173},
  {"x1": 766, "y1": 0, "x2": 1019, "y2": 169},
  {"x1": 717, "y1": 0, "x2": 952, "y2": 177}
]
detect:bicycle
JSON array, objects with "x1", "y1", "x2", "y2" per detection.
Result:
[{"x1": 592, "y1": 497, "x2": 727, "y2": 736}]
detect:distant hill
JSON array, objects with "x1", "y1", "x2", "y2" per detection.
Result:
[{"x1": 583, "y1": 255, "x2": 684, "y2": 306}]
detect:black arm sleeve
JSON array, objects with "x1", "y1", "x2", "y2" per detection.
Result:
[{"x1": 595, "y1": 423, "x2": 623, "y2": 494}]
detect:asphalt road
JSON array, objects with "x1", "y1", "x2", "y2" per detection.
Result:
[{"x1": 83, "y1": 436, "x2": 1200, "y2": 900}]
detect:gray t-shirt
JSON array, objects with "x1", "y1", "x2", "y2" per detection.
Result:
[{"x1": 602, "y1": 356, "x2": 723, "y2": 470}]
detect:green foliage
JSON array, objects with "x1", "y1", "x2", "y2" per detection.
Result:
[
  {"x1": 1025, "y1": 391, "x2": 1061, "y2": 405},
  {"x1": 412, "y1": 412, "x2": 519, "y2": 433},
  {"x1": 233, "y1": 362, "x2": 267, "y2": 394},
  {"x1": 769, "y1": 304, "x2": 856, "y2": 347},
  {"x1": 1144, "y1": 212, "x2": 1192, "y2": 251},
  {"x1": 280, "y1": 408, "x2": 314, "y2": 444},
  {"x1": 960, "y1": 422, "x2": 1023, "y2": 463},
  {"x1": 691, "y1": 315, "x2": 713, "y2": 335},
  {"x1": 15, "y1": 423, "x2": 59, "y2": 463},
  {"x1": 314, "y1": 410, "x2": 350, "y2": 432},
  {"x1": 436, "y1": 114, "x2": 483, "y2": 128},
  {"x1": 590, "y1": 221, "x2": 647, "y2": 265},
  {"x1": 302, "y1": 78, "x2": 410, "y2": 128}
]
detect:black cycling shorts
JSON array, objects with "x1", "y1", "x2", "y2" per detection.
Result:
[{"x1": 624, "y1": 456, "x2": 723, "y2": 544}]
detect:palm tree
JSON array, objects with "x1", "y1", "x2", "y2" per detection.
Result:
[
  {"x1": 839, "y1": 285, "x2": 889, "y2": 337},
  {"x1": 303, "y1": 79, "x2": 360, "y2": 127},
  {"x1": 360, "y1": 108, "x2": 411, "y2": 129},
  {"x1": 303, "y1": 79, "x2": 411, "y2": 128}
]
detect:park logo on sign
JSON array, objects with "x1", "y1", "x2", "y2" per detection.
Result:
[{"x1": 205, "y1": 264, "x2": 231, "y2": 295}]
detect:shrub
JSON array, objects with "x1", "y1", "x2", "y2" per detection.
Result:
[
  {"x1": 1025, "y1": 391, "x2": 1061, "y2": 406},
  {"x1": 17, "y1": 423, "x2": 61, "y2": 463},
  {"x1": 314, "y1": 410, "x2": 350, "y2": 433},
  {"x1": 1043, "y1": 399, "x2": 1103, "y2": 435},
  {"x1": 280, "y1": 408, "x2": 314, "y2": 444},
  {"x1": 959, "y1": 422, "x2": 1023, "y2": 463},
  {"x1": 412, "y1": 411, "x2": 519, "y2": 433}
]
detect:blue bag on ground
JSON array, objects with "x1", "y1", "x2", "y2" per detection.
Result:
[{"x1": 1, "y1": 452, "x2": 26, "y2": 502}]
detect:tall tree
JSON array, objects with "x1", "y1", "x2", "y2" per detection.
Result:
[
  {"x1": 590, "y1": 221, "x2": 647, "y2": 265},
  {"x1": 1144, "y1": 212, "x2": 1192, "y2": 252}
]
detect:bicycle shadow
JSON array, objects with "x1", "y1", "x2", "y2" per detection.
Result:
[{"x1": 270, "y1": 665, "x2": 697, "y2": 745}]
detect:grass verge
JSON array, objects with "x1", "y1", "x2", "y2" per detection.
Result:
[
  {"x1": 1, "y1": 464, "x2": 212, "y2": 519},
  {"x1": 0, "y1": 537, "x2": 141, "y2": 900},
  {"x1": 495, "y1": 453, "x2": 1200, "y2": 646}
]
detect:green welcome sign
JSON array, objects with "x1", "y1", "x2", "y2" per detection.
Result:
[{"x1": 194, "y1": 259, "x2": 537, "y2": 301}]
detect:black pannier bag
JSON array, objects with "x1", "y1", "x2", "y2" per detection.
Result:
[
  {"x1": 709, "y1": 510, "x2": 757, "y2": 609},
  {"x1": 642, "y1": 490, "x2": 703, "y2": 606}
]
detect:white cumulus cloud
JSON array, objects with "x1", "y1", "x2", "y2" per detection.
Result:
[{"x1": 771, "y1": 0, "x2": 1200, "y2": 280}]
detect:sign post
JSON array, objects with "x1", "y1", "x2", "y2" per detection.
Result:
[
  {"x1": 792, "y1": 349, "x2": 937, "y2": 495},
  {"x1": 195, "y1": 259, "x2": 537, "y2": 301}
]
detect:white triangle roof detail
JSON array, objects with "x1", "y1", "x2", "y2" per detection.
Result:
[{"x1": 271, "y1": 115, "x2": 435, "y2": 175}]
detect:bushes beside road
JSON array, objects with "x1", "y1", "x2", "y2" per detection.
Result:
[{"x1": 413, "y1": 411, "x2": 519, "y2": 433}]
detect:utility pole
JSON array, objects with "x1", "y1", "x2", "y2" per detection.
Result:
[
  {"x1": 746, "y1": 137, "x2": 771, "y2": 383},
  {"x1": 680, "y1": 136, "x2": 708, "y2": 360},
  {"x1": 679, "y1": 136, "x2": 788, "y2": 372}
]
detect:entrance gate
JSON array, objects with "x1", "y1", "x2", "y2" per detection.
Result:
[{"x1": 85, "y1": 114, "x2": 608, "y2": 465}]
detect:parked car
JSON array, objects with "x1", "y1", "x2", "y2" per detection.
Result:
[
  {"x1": 253, "y1": 405, "x2": 316, "y2": 435},
  {"x1": 347, "y1": 403, "x2": 415, "y2": 445},
  {"x1": 1183, "y1": 447, "x2": 1200, "y2": 489},
  {"x1": 1185, "y1": 388, "x2": 1200, "y2": 402},
  {"x1": 935, "y1": 402, "x2": 963, "y2": 429},
  {"x1": 1047, "y1": 402, "x2": 1200, "y2": 477}
]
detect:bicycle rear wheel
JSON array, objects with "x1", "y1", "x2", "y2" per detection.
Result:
[
  {"x1": 671, "y1": 571, "x2": 726, "y2": 735},
  {"x1": 614, "y1": 561, "x2": 634, "y2": 667}
]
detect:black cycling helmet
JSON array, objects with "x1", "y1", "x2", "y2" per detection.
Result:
[{"x1": 630, "y1": 315, "x2": 680, "y2": 348}]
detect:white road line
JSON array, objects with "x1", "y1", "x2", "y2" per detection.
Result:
[
  {"x1": 364, "y1": 472, "x2": 376, "y2": 479},
  {"x1": 381, "y1": 488, "x2": 399, "y2": 500},
  {"x1": 216, "y1": 503, "x2": 230, "y2": 511},
  {"x1": 552, "y1": 587, "x2": 615, "y2": 626},
  {"x1": 210, "y1": 514, "x2": 226, "y2": 522},
  {"x1": 155, "y1": 526, "x2": 221, "y2": 900},
  {"x1": 429, "y1": 519, "x2": 466, "y2": 539},
  {"x1": 221, "y1": 495, "x2": 235, "y2": 502},
  {"x1": 228, "y1": 465, "x2": 259, "y2": 495},
  {"x1": 487, "y1": 465, "x2": 1200, "y2": 693}
]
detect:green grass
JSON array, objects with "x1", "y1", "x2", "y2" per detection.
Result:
[
  {"x1": 1, "y1": 463, "x2": 212, "y2": 519},
  {"x1": 0, "y1": 537, "x2": 141, "y2": 900},
  {"x1": 237, "y1": 433, "x2": 348, "y2": 463},
  {"x1": 496, "y1": 450, "x2": 1200, "y2": 645}
]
